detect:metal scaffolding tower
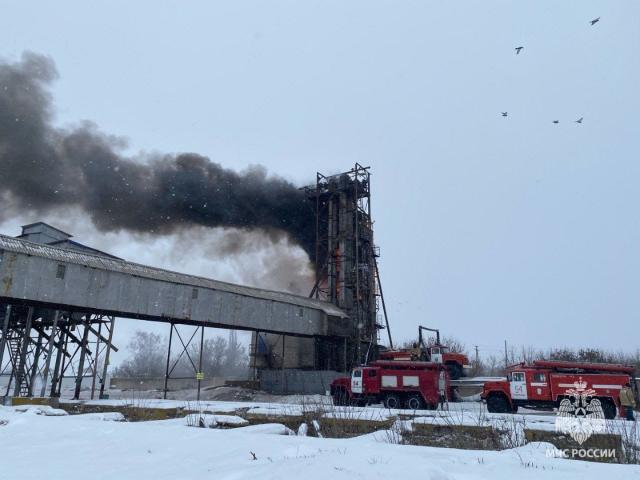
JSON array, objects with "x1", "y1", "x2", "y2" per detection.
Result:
[
  {"x1": 0, "y1": 304, "x2": 117, "y2": 400},
  {"x1": 306, "y1": 163, "x2": 391, "y2": 367}
]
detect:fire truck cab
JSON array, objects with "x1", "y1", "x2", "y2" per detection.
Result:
[
  {"x1": 380, "y1": 345, "x2": 469, "y2": 379},
  {"x1": 378, "y1": 326, "x2": 470, "y2": 379},
  {"x1": 482, "y1": 360, "x2": 637, "y2": 419},
  {"x1": 331, "y1": 360, "x2": 449, "y2": 410}
]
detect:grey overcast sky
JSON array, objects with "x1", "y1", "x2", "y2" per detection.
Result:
[{"x1": 1, "y1": 1, "x2": 639, "y2": 360}]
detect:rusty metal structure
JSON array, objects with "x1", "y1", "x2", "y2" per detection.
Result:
[
  {"x1": 306, "y1": 163, "x2": 392, "y2": 366},
  {"x1": 250, "y1": 164, "x2": 391, "y2": 377},
  {"x1": 0, "y1": 305, "x2": 116, "y2": 400},
  {"x1": 0, "y1": 165, "x2": 390, "y2": 398},
  {"x1": 0, "y1": 233, "x2": 348, "y2": 337},
  {"x1": 0, "y1": 221, "x2": 349, "y2": 399}
]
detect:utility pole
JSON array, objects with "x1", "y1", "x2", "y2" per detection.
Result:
[
  {"x1": 504, "y1": 340, "x2": 508, "y2": 369},
  {"x1": 474, "y1": 345, "x2": 479, "y2": 366}
]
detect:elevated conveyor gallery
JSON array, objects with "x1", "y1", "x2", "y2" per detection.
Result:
[{"x1": 0, "y1": 234, "x2": 351, "y2": 338}]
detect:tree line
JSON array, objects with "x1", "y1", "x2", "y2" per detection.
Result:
[
  {"x1": 402, "y1": 336, "x2": 640, "y2": 377},
  {"x1": 113, "y1": 330, "x2": 248, "y2": 379}
]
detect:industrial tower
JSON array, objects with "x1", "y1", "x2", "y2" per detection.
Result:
[{"x1": 306, "y1": 163, "x2": 391, "y2": 366}]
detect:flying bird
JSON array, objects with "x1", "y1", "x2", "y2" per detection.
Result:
[
  {"x1": 501, "y1": 112, "x2": 508, "y2": 117},
  {"x1": 590, "y1": 17, "x2": 600, "y2": 26},
  {"x1": 515, "y1": 46, "x2": 524, "y2": 55},
  {"x1": 575, "y1": 117, "x2": 583, "y2": 124},
  {"x1": 553, "y1": 120, "x2": 559, "y2": 124}
]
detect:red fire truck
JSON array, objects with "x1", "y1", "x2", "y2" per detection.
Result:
[
  {"x1": 378, "y1": 326, "x2": 470, "y2": 379},
  {"x1": 330, "y1": 360, "x2": 449, "y2": 410},
  {"x1": 481, "y1": 360, "x2": 637, "y2": 419}
]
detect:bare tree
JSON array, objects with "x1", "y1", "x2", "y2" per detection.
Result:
[
  {"x1": 473, "y1": 346, "x2": 640, "y2": 378},
  {"x1": 224, "y1": 330, "x2": 248, "y2": 376},
  {"x1": 114, "y1": 331, "x2": 166, "y2": 377},
  {"x1": 483, "y1": 354, "x2": 503, "y2": 377},
  {"x1": 547, "y1": 347, "x2": 577, "y2": 362},
  {"x1": 174, "y1": 333, "x2": 248, "y2": 378},
  {"x1": 115, "y1": 330, "x2": 249, "y2": 379}
]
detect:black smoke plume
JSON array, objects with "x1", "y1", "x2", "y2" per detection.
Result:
[{"x1": 0, "y1": 53, "x2": 315, "y2": 261}]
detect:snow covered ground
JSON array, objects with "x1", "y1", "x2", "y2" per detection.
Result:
[
  {"x1": 55, "y1": 395, "x2": 571, "y2": 426},
  {"x1": 1, "y1": 404, "x2": 639, "y2": 479},
  {"x1": 55, "y1": 395, "x2": 640, "y2": 436}
]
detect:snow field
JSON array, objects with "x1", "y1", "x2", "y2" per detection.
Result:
[{"x1": 1, "y1": 404, "x2": 639, "y2": 479}]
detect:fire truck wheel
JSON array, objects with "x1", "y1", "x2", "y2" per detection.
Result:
[
  {"x1": 332, "y1": 388, "x2": 348, "y2": 407},
  {"x1": 384, "y1": 393, "x2": 402, "y2": 409},
  {"x1": 600, "y1": 398, "x2": 617, "y2": 419},
  {"x1": 406, "y1": 394, "x2": 424, "y2": 410},
  {"x1": 486, "y1": 394, "x2": 511, "y2": 413}
]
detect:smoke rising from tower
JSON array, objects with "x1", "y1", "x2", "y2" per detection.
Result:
[{"x1": 0, "y1": 52, "x2": 315, "y2": 260}]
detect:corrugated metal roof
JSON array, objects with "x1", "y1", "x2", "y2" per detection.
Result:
[
  {"x1": 20, "y1": 221, "x2": 73, "y2": 238},
  {"x1": 0, "y1": 234, "x2": 347, "y2": 318}
]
